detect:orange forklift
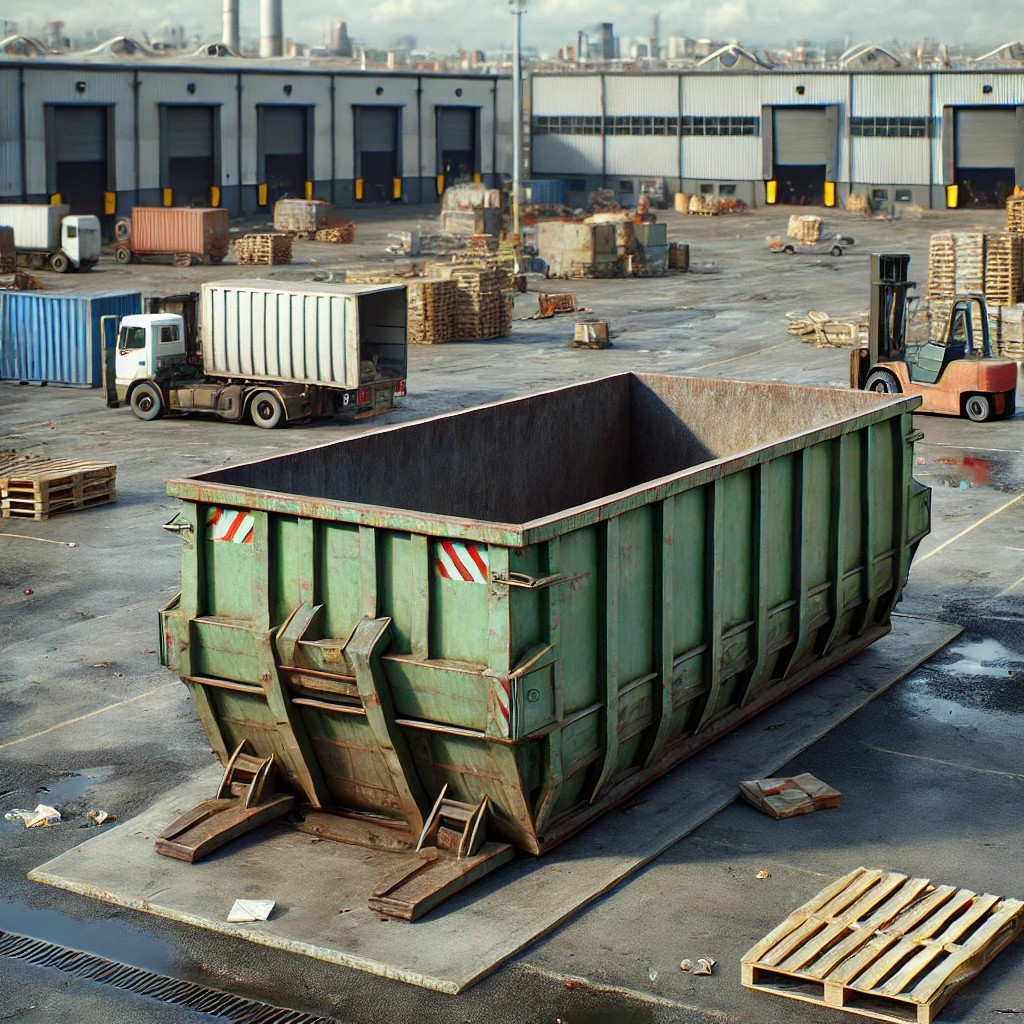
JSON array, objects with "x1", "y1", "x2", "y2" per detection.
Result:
[{"x1": 850, "y1": 253, "x2": 1018, "y2": 421}]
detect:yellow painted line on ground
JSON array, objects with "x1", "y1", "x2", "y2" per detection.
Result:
[
  {"x1": 915, "y1": 492, "x2": 1024, "y2": 564},
  {"x1": 997, "y1": 572, "x2": 1024, "y2": 599},
  {"x1": 0, "y1": 682, "x2": 179, "y2": 752}
]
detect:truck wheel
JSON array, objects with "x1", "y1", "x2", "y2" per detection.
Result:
[
  {"x1": 864, "y1": 369, "x2": 901, "y2": 394},
  {"x1": 114, "y1": 218, "x2": 131, "y2": 242},
  {"x1": 49, "y1": 251, "x2": 69, "y2": 273},
  {"x1": 964, "y1": 394, "x2": 992, "y2": 423},
  {"x1": 130, "y1": 382, "x2": 164, "y2": 421},
  {"x1": 115, "y1": 246, "x2": 133, "y2": 265},
  {"x1": 173, "y1": 253, "x2": 195, "y2": 268},
  {"x1": 250, "y1": 391, "x2": 284, "y2": 429},
  {"x1": 830, "y1": 246, "x2": 843, "y2": 257},
  {"x1": 783, "y1": 245, "x2": 794, "y2": 254}
]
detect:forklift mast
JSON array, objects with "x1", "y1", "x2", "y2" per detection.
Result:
[{"x1": 868, "y1": 253, "x2": 915, "y2": 365}]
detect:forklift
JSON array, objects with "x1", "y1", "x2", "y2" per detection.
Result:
[{"x1": 850, "y1": 253, "x2": 1018, "y2": 422}]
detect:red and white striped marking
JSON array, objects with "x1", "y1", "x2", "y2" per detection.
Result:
[
  {"x1": 206, "y1": 507, "x2": 254, "y2": 544},
  {"x1": 435, "y1": 540, "x2": 488, "y2": 583},
  {"x1": 491, "y1": 676, "x2": 512, "y2": 737}
]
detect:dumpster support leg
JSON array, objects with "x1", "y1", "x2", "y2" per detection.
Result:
[{"x1": 349, "y1": 616, "x2": 427, "y2": 838}]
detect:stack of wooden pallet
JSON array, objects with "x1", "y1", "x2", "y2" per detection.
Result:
[
  {"x1": 449, "y1": 266, "x2": 511, "y2": 340},
  {"x1": 989, "y1": 304, "x2": 1024, "y2": 358},
  {"x1": 954, "y1": 232, "x2": 985, "y2": 294},
  {"x1": 926, "y1": 233, "x2": 957, "y2": 299},
  {"x1": 0, "y1": 226, "x2": 15, "y2": 274},
  {"x1": 983, "y1": 232, "x2": 1024, "y2": 305},
  {"x1": 314, "y1": 223, "x2": 356, "y2": 244},
  {"x1": 406, "y1": 280, "x2": 457, "y2": 345},
  {"x1": 1007, "y1": 195, "x2": 1024, "y2": 232},
  {"x1": 234, "y1": 233, "x2": 293, "y2": 265},
  {"x1": 0, "y1": 454, "x2": 116, "y2": 520}
]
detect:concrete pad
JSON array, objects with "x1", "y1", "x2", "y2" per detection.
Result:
[{"x1": 29, "y1": 614, "x2": 960, "y2": 995}]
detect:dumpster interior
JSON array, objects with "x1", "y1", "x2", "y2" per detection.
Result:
[{"x1": 191, "y1": 373, "x2": 900, "y2": 524}]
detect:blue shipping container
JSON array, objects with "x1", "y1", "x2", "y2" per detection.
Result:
[
  {"x1": 0, "y1": 291, "x2": 143, "y2": 387},
  {"x1": 523, "y1": 178, "x2": 568, "y2": 206}
]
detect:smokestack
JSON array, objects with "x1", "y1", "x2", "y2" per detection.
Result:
[
  {"x1": 259, "y1": 0, "x2": 283, "y2": 57},
  {"x1": 222, "y1": 0, "x2": 239, "y2": 51}
]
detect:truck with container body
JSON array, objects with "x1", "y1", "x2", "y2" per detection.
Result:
[
  {"x1": 112, "y1": 279, "x2": 407, "y2": 427},
  {"x1": 0, "y1": 203, "x2": 101, "y2": 273},
  {"x1": 114, "y1": 207, "x2": 231, "y2": 268}
]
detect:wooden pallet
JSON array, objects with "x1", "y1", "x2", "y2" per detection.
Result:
[
  {"x1": 743, "y1": 867, "x2": 1024, "y2": 1024},
  {"x1": 0, "y1": 455, "x2": 117, "y2": 520}
]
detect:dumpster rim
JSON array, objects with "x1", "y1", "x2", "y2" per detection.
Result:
[{"x1": 165, "y1": 372, "x2": 922, "y2": 547}]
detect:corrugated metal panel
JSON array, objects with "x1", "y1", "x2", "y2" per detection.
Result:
[
  {"x1": 0, "y1": 291, "x2": 142, "y2": 387},
  {"x1": 956, "y1": 108, "x2": 1017, "y2": 167},
  {"x1": 681, "y1": 137, "x2": 761, "y2": 180},
  {"x1": 0, "y1": 69, "x2": 23, "y2": 198},
  {"x1": 0, "y1": 203, "x2": 67, "y2": 249},
  {"x1": 851, "y1": 73, "x2": 929, "y2": 116},
  {"x1": 531, "y1": 75, "x2": 602, "y2": 116},
  {"x1": 523, "y1": 179, "x2": 567, "y2": 204},
  {"x1": 22, "y1": 68, "x2": 135, "y2": 193},
  {"x1": 530, "y1": 135, "x2": 602, "y2": 175},
  {"x1": 339, "y1": 76, "x2": 419, "y2": 178},
  {"x1": 239, "y1": 73, "x2": 331, "y2": 183},
  {"x1": 201, "y1": 281, "x2": 400, "y2": 389},
  {"x1": 438, "y1": 107, "x2": 474, "y2": 151},
  {"x1": 774, "y1": 107, "x2": 828, "y2": 164},
  {"x1": 932, "y1": 72, "x2": 1024, "y2": 109},
  {"x1": 261, "y1": 105, "x2": 307, "y2": 155},
  {"x1": 356, "y1": 107, "x2": 397, "y2": 153},
  {"x1": 604, "y1": 76, "x2": 678, "y2": 115},
  {"x1": 605, "y1": 137, "x2": 677, "y2": 175},
  {"x1": 131, "y1": 207, "x2": 229, "y2": 253},
  {"x1": 851, "y1": 139, "x2": 930, "y2": 185},
  {"x1": 53, "y1": 106, "x2": 105, "y2": 162},
  {"x1": 137, "y1": 73, "x2": 238, "y2": 191}
]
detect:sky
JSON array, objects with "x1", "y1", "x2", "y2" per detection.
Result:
[{"x1": 6, "y1": 0, "x2": 1016, "y2": 53}]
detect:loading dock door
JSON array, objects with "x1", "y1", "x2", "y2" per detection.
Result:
[
  {"x1": 355, "y1": 106, "x2": 399, "y2": 203},
  {"x1": 955, "y1": 108, "x2": 1018, "y2": 207},
  {"x1": 772, "y1": 107, "x2": 828, "y2": 205},
  {"x1": 48, "y1": 105, "x2": 110, "y2": 219},
  {"x1": 258, "y1": 106, "x2": 310, "y2": 202},
  {"x1": 437, "y1": 106, "x2": 477, "y2": 183},
  {"x1": 162, "y1": 106, "x2": 218, "y2": 206}
]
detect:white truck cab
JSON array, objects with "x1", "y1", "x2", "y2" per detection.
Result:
[
  {"x1": 61, "y1": 215, "x2": 102, "y2": 270},
  {"x1": 114, "y1": 313, "x2": 187, "y2": 401}
]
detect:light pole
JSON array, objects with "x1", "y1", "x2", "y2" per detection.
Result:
[{"x1": 509, "y1": 0, "x2": 526, "y2": 242}]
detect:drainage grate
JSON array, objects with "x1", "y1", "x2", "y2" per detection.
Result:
[{"x1": 0, "y1": 929, "x2": 339, "y2": 1023}]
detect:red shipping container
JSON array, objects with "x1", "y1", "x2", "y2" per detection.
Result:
[{"x1": 129, "y1": 208, "x2": 230, "y2": 260}]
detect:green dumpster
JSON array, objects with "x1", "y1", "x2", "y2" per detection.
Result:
[{"x1": 160, "y1": 373, "x2": 930, "y2": 856}]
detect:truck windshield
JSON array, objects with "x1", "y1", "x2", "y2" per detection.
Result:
[{"x1": 119, "y1": 326, "x2": 146, "y2": 350}]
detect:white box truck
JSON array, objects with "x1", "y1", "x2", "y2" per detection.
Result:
[
  {"x1": 111, "y1": 281, "x2": 408, "y2": 427},
  {"x1": 0, "y1": 204, "x2": 101, "y2": 273}
]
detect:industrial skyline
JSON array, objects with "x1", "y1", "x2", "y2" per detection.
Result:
[{"x1": 4, "y1": 0, "x2": 1021, "y2": 54}]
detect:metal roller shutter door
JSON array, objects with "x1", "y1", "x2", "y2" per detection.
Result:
[
  {"x1": 53, "y1": 107, "x2": 106, "y2": 162},
  {"x1": 438, "y1": 108, "x2": 474, "y2": 151},
  {"x1": 773, "y1": 108, "x2": 828, "y2": 165},
  {"x1": 262, "y1": 107, "x2": 307, "y2": 155},
  {"x1": 166, "y1": 107, "x2": 214, "y2": 158},
  {"x1": 956, "y1": 109, "x2": 1016, "y2": 168},
  {"x1": 357, "y1": 108, "x2": 397, "y2": 153}
]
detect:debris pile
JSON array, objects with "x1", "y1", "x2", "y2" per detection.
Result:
[
  {"x1": 0, "y1": 225, "x2": 14, "y2": 274},
  {"x1": 314, "y1": 223, "x2": 356, "y2": 244},
  {"x1": 273, "y1": 199, "x2": 332, "y2": 236},
  {"x1": 233, "y1": 233, "x2": 293, "y2": 265},
  {"x1": 845, "y1": 192, "x2": 871, "y2": 216}
]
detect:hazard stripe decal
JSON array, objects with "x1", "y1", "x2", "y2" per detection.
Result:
[
  {"x1": 435, "y1": 540, "x2": 489, "y2": 583},
  {"x1": 490, "y1": 676, "x2": 513, "y2": 738},
  {"x1": 206, "y1": 507, "x2": 255, "y2": 544}
]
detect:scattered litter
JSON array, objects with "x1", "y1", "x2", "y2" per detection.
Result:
[
  {"x1": 226, "y1": 899, "x2": 275, "y2": 923},
  {"x1": 739, "y1": 773, "x2": 841, "y2": 819},
  {"x1": 756, "y1": 869, "x2": 771, "y2": 880},
  {"x1": 679, "y1": 959, "x2": 692, "y2": 972},
  {"x1": 87, "y1": 810, "x2": 117, "y2": 826},
  {"x1": 572, "y1": 320, "x2": 612, "y2": 349},
  {"x1": 694, "y1": 957, "x2": 716, "y2": 976},
  {"x1": 22, "y1": 588, "x2": 33, "y2": 595},
  {"x1": 5, "y1": 804, "x2": 61, "y2": 828},
  {"x1": 647, "y1": 967, "x2": 658, "y2": 983},
  {"x1": 0, "y1": 533, "x2": 77, "y2": 547}
]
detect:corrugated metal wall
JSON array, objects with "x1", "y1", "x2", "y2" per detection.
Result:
[
  {"x1": 603, "y1": 75, "x2": 678, "y2": 115},
  {"x1": 532, "y1": 75, "x2": 601, "y2": 115},
  {"x1": 606, "y1": 137, "x2": 677, "y2": 176},
  {"x1": 336, "y1": 76, "x2": 418, "y2": 178},
  {"x1": 531, "y1": 135, "x2": 602, "y2": 175},
  {"x1": 849, "y1": 73, "x2": 930, "y2": 184},
  {"x1": 136, "y1": 72, "x2": 239, "y2": 192},
  {"x1": 681, "y1": 137, "x2": 760, "y2": 181},
  {"x1": 22, "y1": 67, "x2": 135, "y2": 195},
  {"x1": 0, "y1": 68, "x2": 21, "y2": 198}
]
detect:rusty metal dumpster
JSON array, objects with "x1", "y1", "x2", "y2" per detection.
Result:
[{"x1": 159, "y1": 373, "x2": 929, "y2": 910}]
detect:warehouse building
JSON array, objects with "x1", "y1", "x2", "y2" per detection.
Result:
[
  {"x1": 530, "y1": 70, "x2": 1024, "y2": 210},
  {"x1": 0, "y1": 57, "x2": 511, "y2": 221}
]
